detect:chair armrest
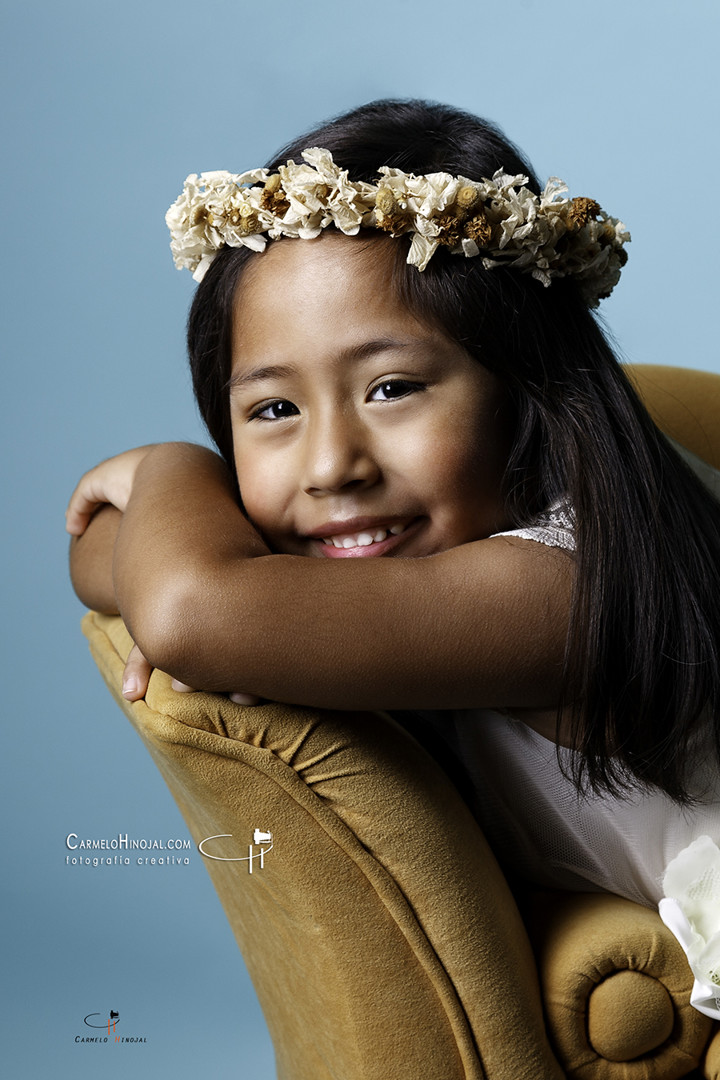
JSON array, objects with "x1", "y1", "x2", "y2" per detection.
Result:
[
  {"x1": 83, "y1": 611, "x2": 565, "y2": 1080},
  {"x1": 527, "y1": 891, "x2": 714, "y2": 1079},
  {"x1": 704, "y1": 1028, "x2": 720, "y2": 1080}
]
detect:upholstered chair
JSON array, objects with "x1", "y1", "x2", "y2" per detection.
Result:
[{"x1": 81, "y1": 365, "x2": 720, "y2": 1080}]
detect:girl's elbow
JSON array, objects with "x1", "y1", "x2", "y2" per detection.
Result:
[{"x1": 119, "y1": 570, "x2": 198, "y2": 677}]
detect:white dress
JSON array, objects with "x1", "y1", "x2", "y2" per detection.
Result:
[
  {"x1": 433, "y1": 705, "x2": 720, "y2": 908},
  {"x1": 420, "y1": 443, "x2": 720, "y2": 910}
]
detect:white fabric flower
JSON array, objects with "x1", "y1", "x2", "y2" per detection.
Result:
[{"x1": 659, "y1": 835, "x2": 720, "y2": 1020}]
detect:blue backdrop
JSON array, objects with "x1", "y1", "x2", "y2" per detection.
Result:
[{"x1": 2, "y1": 1, "x2": 718, "y2": 1076}]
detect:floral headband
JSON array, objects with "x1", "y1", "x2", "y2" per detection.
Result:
[{"x1": 166, "y1": 147, "x2": 629, "y2": 307}]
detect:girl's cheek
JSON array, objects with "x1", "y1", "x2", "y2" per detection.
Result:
[{"x1": 236, "y1": 465, "x2": 288, "y2": 531}]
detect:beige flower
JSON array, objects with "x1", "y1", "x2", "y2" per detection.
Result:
[
  {"x1": 275, "y1": 148, "x2": 376, "y2": 240},
  {"x1": 166, "y1": 170, "x2": 275, "y2": 281}
]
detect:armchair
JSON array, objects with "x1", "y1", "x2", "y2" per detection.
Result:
[{"x1": 81, "y1": 365, "x2": 720, "y2": 1079}]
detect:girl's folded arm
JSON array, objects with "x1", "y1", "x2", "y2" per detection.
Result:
[
  {"x1": 70, "y1": 504, "x2": 122, "y2": 614},
  {"x1": 114, "y1": 443, "x2": 573, "y2": 713},
  {"x1": 68, "y1": 443, "x2": 160, "y2": 614}
]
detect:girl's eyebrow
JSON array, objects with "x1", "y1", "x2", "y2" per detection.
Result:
[
  {"x1": 227, "y1": 339, "x2": 414, "y2": 393},
  {"x1": 227, "y1": 364, "x2": 296, "y2": 393}
]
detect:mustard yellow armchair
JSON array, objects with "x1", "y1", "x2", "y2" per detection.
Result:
[{"x1": 81, "y1": 365, "x2": 720, "y2": 1080}]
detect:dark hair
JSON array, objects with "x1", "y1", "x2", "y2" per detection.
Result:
[{"x1": 187, "y1": 98, "x2": 720, "y2": 803}]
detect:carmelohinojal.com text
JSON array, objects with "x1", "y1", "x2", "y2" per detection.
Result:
[{"x1": 65, "y1": 833, "x2": 191, "y2": 867}]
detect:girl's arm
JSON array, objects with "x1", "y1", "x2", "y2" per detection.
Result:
[
  {"x1": 68, "y1": 445, "x2": 157, "y2": 614},
  {"x1": 106, "y1": 442, "x2": 572, "y2": 712},
  {"x1": 69, "y1": 504, "x2": 122, "y2": 613}
]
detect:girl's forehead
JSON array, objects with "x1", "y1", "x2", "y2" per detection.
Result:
[
  {"x1": 235, "y1": 231, "x2": 395, "y2": 306},
  {"x1": 231, "y1": 232, "x2": 428, "y2": 353}
]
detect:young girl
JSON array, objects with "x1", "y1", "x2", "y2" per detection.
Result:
[{"x1": 67, "y1": 100, "x2": 720, "y2": 973}]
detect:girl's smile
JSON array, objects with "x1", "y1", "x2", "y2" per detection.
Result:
[
  {"x1": 229, "y1": 233, "x2": 513, "y2": 558},
  {"x1": 305, "y1": 515, "x2": 421, "y2": 558}
]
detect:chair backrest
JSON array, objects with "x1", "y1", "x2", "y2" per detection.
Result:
[{"x1": 628, "y1": 364, "x2": 720, "y2": 469}]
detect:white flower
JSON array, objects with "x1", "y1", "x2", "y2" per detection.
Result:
[{"x1": 659, "y1": 835, "x2": 720, "y2": 1020}]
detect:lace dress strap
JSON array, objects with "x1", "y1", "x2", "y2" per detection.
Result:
[
  {"x1": 490, "y1": 500, "x2": 575, "y2": 552},
  {"x1": 489, "y1": 443, "x2": 719, "y2": 556}
]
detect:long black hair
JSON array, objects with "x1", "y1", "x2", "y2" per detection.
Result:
[{"x1": 187, "y1": 99, "x2": 720, "y2": 803}]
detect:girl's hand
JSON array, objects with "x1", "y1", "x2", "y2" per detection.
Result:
[
  {"x1": 122, "y1": 644, "x2": 155, "y2": 700},
  {"x1": 66, "y1": 446, "x2": 156, "y2": 536},
  {"x1": 122, "y1": 644, "x2": 261, "y2": 706}
]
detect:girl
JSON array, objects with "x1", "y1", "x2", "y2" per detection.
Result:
[{"x1": 67, "y1": 101, "x2": 720, "y2": 935}]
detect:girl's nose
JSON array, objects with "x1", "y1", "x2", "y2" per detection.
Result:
[{"x1": 301, "y1": 414, "x2": 380, "y2": 496}]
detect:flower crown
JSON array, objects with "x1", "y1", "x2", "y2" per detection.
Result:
[{"x1": 166, "y1": 147, "x2": 629, "y2": 307}]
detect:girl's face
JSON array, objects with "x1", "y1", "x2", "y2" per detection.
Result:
[{"x1": 229, "y1": 233, "x2": 512, "y2": 558}]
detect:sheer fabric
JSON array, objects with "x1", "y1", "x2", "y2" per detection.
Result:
[{"x1": 422, "y1": 443, "x2": 720, "y2": 908}]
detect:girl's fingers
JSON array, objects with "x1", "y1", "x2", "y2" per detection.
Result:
[
  {"x1": 169, "y1": 679, "x2": 260, "y2": 705},
  {"x1": 66, "y1": 446, "x2": 157, "y2": 535},
  {"x1": 65, "y1": 485, "x2": 104, "y2": 536},
  {"x1": 170, "y1": 678, "x2": 196, "y2": 693},
  {"x1": 229, "y1": 691, "x2": 261, "y2": 705},
  {"x1": 122, "y1": 645, "x2": 154, "y2": 700},
  {"x1": 66, "y1": 465, "x2": 120, "y2": 535},
  {"x1": 65, "y1": 505, "x2": 97, "y2": 536}
]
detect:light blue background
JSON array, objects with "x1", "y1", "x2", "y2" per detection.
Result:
[{"x1": 2, "y1": 1, "x2": 718, "y2": 1077}]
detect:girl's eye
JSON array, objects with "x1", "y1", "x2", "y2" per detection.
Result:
[
  {"x1": 251, "y1": 399, "x2": 300, "y2": 421},
  {"x1": 369, "y1": 379, "x2": 425, "y2": 402}
]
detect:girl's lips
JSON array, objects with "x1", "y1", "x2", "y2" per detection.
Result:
[{"x1": 307, "y1": 518, "x2": 421, "y2": 558}]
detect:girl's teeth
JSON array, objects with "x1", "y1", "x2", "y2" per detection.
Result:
[{"x1": 324, "y1": 526, "x2": 403, "y2": 548}]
